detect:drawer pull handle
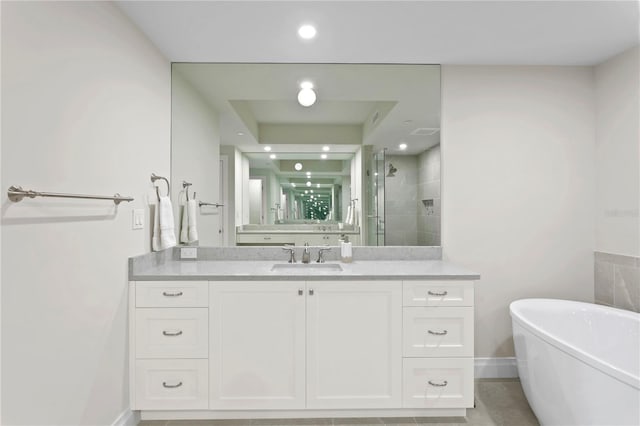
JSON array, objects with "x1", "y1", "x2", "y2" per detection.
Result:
[
  {"x1": 428, "y1": 329, "x2": 448, "y2": 336},
  {"x1": 427, "y1": 290, "x2": 448, "y2": 297},
  {"x1": 162, "y1": 330, "x2": 183, "y2": 337},
  {"x1": 428, "y1": 380, "x2": 448, "y2": 387},
  {"x1": 162, "y1": 381, "x2": 183, "y2": 389},
  {"x1": 162, "y1": 291, "x2": 183, "y2": 297}
]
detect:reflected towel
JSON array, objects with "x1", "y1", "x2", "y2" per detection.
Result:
[
  {"x1": 345, "y1": 205, "x2": 353, "y2": 225},
  {"x1": 153, "y1": 196, "x2": 177, "y2": 251},
  {"x1": 180, "y1": 199, "x2": 198, "y2": 244}
]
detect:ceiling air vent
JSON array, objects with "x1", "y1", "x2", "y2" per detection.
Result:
[{"x1": 410, "y1": 128, "x2": 440, "y2": 136}]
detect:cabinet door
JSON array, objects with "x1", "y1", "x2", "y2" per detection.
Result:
[
  {"x1": 306, "y1": 281, "x2": 402, "y2": 409},
  {"x1": 210, "y1": 281, "x2": 305, "y2": 409}
]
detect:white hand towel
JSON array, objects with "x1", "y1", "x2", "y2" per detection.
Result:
[
  {"x1": 153, "y1": 196, "x2": 176, "y2": 251},
  {"x1": 180, "y1": 199, "x2": 199, "y2": 244},
  {"x1": 345, "y1": 205, "x2": 353, "y2": 225}
]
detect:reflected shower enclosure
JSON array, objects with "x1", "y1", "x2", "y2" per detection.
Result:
[{"x1": 367, "y1": 146, "x2": 441, "y2": 246}]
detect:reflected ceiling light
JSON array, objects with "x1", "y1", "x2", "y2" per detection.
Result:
[
  {"x1": 264, "y1": 146, "x2": 272, "y2": 152},
  {"x1": 291, "y1": 183, "x2": 296, "y2": 187},
  {"x1": 294, "y1": 162, "x2": 303, "y2": 171},
  {"x1": 399, "y1": 143, "x2": 407, "y2": 150},
  {"x1": 322, "y1": 146, "x2": 330, "y2": 151},
  {"x1": 269, "y1": 154, "x2": 276, "y2": 159},
  {"x1": 305, "y1": 190, "x2": 308, "y2": 194},
  {"x1": 298, "y1": 24, "x2": 317, "y2": 40},
  {"x1": 310, "y1": 190, "x2": 314, "y2": 193},
  {"x1": 297, "y1": 81, "x2": 316, "y2": 107},
  {"x1": 237, "y1": 132, "x2": 244, "y2": 136},
  {"x1": 306, "y1": 171, "x2": 311, "y2": 176},
  {"x1": 317, "y1": 184, "x2": 320, "y2": 188},
  {"x1": 320, "y1": 153, "x2": 328, "y2": 159},
  {"x1": 306, "y1": 181, "x2": 312, "y2": 187}
]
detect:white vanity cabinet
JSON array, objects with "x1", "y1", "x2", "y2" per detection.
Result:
[
  {"x1": 130, "y1": 281, "x2": 209, "y2": 410},
  {"x1": 401, "y1": 281, "x2": 474, "y2": 409},
  {"x1": 209, "y1": 280, "x2": 402, "y2": 410},
  {"x1": 209, "y1": 281, "x2": 306, "y2": 410},
  {"x1": 130, "y1": 277, "x2": 475, "y2": 419}
]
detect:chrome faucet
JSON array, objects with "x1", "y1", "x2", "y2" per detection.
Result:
[
  {"x1": 316, "y1": 247, "x2": 331, "y2": 263},
  {"x1": 282, "y1": 246, "x2": 296, "y2": 263},
  {"x1": 302, "y1": 242, "x2": 311, "y2": 264}
]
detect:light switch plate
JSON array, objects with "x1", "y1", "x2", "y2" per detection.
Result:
[
  {"x1": 132, "y1": 209, "x2": 144, "y2": 230},
  {"x1": 181, "y1": 247, "x2": 198, "y2": 259}
]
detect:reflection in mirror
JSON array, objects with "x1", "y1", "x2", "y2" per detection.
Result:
[{"x1": 171, "y1": 63, "x2": 440, "y2": 247}]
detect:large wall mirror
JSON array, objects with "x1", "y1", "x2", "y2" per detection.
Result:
[{"x1": 171, "y1": 63, "x2": 440, "y2": 247}]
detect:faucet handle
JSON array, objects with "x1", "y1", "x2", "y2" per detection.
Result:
[
  {"x1": 316, "y1": 247, "x2": 332, "y2": 263},
  {"x1": 282, "y1": 246, "x2": 296, "y2": 263}
]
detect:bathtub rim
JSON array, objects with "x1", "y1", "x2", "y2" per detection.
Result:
[{"x1": 510, "y1": 298, "x2": 640, "y2": 390}]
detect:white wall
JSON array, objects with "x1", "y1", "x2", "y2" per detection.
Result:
[
  {"x1": 442, "y1": 66, "x2": 596, "y2": 357},
  {"x1": 171, "y1": 71, "x2": 221, "y2": 246},
  {"x1": 595, "y1": 46, "x2": 640, "y2": 257},
  {"x1": 1, "y1": 2, "x2": 170, "y2": 424}
]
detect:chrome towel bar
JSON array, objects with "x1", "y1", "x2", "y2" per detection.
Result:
[
  {"x1": 7, "y1": 185, "x2": 134, "y2": 205},
  {"x1": 199, "y1": 201, "x2": 224, "y2": 208},
  {"x1": 150, "y1": 173, "x2": 170, "y2": 199}
]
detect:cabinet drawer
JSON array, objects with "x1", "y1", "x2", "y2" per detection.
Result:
[
  {"x1": 134, "y1": 359, "x2": 208, "y2": 410},
  {"x1": 403, "y1": 281, "x2": 473, "y2": 307},
  {"x1": 136, "y1": 308, "x2": 208, "y2": 358},
  {"x1": 402, "y1": 358, "x2": 473, "y2": 408},
  {"x1": 403, "y1": 307, "x2": 473, "y2": 357},
  {"x1": 236, "y1": 233, "x2": 295, "y2": 244},
  {"x1": 136, "y1": 281, "x2": 208, "y2": 308}
]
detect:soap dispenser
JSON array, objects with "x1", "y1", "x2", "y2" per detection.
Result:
[
  {"x1": 302, "y1": 242, "x2": 311, "y2": 264},
  {"x1": 340, "y1": 236, "x2": 352, "y2": 263}
]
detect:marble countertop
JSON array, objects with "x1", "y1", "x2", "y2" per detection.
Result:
[{"x1": 130, "y1": 260, "x2": 479, "y2": 281}]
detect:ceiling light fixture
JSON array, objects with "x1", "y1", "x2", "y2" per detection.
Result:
[
  {"x1": 294, "y1": 162, "x2": 303, "y2": 171},
  {"x1": 322, "y1": 146, "x2": 330, "y2": 151},
  {"x1": 298, "y1": 24, "x2": 317, "y2": 40},
  {"x1": 316, "y1": 184, "x2": 320, "y2": 188},
  {"x1": 297, "y1": 81, "x2": 316, "y2": 107},
  {"x1": 291, "y1": 183, "x2": 296, "y2": 188},
  {"x1": 237, "y1": 132, "x2": 244, "y2": 136},
  {"x1": 320, "y1": 154, "x2": 327, "y2": 159},
  {"x1": 399, "y1": 143, "x2": 407, "y2": 150},
  {"x1": 269, "y1": 154, "x2": 276, "y2": 159},
  {"x1": 264, "y1": 146, "x2": 272, "y2": 152},
  {"x1": 306, "y1": 181, "x2": 312, "y2": 187}
]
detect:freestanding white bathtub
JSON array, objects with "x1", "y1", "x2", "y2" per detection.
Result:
[{"x1": 510, "y1": 299, "x2": 640, "y2": 426}]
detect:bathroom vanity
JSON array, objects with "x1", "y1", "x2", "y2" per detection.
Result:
[{"x1": 128, "y1": 247, "x2": 478, "y2": 421}]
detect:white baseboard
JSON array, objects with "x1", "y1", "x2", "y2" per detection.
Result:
[
  {"x1": 475, "y1": 357, "x2": 518, "y2": 378},
  {"x1": 112, "y1": 408, "x2": 139, "y2": 426}
]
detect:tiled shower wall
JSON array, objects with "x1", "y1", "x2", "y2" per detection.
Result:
[
  {"x1": 418, "y1": 145, "x2": 441, "y2": 246},
  {"x1": 595, "y1": 252, "x2": 640, "y2": 312},
  {"x1": 384, "y1": 155, "x2": 418, "y2": 245}
]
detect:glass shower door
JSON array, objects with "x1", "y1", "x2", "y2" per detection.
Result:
[{"x1": 366, "y1": 150, "x2": 385, "y2": 246}]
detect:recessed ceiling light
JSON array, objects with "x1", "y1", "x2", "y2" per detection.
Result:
[
  {"x1": 298, "y1": 24, "x2": 317, "y2": 40},
  {"x1": 306, "y1": 181, "x2": 312, "y2": 187},
  {"x1": 320, "y1": 154, "x2": 328, "y2": 159},
  {"x1": 291, "y1": 183, "x2": 296, "y2": 188},
  {"x1": 399, "y1": 143, "x2": 408, "y2": 150},
  {"x1": 269, "y1": 154, "x2": 276, "y2": 159},
  {"x1": 294, "y1": 162, "x2": 303, "y2": 170},
  {"x1": 310, "y1": 190, "x2": 314, "y2": 193},
  {"x1": 237, "y1": 132, "x2": 244, "y2": 136},
  {"x1": 305, "y1": 190, "x2": 308, "y2": 194},
  {"x1": 306, "y1": 172, "x2": 311, "y2": 177},
  {"x1": 316, "y1": 184, "x2": 320, "y2": 188},
  {"x1": 264, "y1": 146, "x2": 271, "y2": 152},
  {"x1": 322, "y1": 146, "x2": 330, "y2": 152}
]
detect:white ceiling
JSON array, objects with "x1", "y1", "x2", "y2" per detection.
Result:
[{"x1": 117, "y1": 1, "x2": 639, "y2": 66}]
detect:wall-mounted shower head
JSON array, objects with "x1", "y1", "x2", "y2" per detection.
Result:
[{"x1": 386, "y1": 163, "x2": 397, "y2": 177}]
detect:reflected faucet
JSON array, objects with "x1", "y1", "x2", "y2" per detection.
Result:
[{"x1": 302, "y1": 243, "x2": 311, "y2": 264}]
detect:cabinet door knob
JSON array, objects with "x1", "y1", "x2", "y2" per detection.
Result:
[
  {"x1": 162, "y1": 381, "x2": 183, "y2": 389},
  {"x1": 427, "y1": 290, "x2": 448, "y2": 297},
  {"x1": 428, "y1": 330, "x2": 448, "y2": 336},
  {"x1": 162, "y1": 291, "x2": 183, "y2": 297},
  {"x1": 309, "y1": 289, "x2": 314, "y2": 296},
  {"x1": 428, "y1": 380, "x2": 448, "y2": 387},
  {"x1": 162, "y1": 330, "x2": 183, "y2": 337}
]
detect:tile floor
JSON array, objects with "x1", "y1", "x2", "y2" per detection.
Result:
[{"x1": 139, "y1": 379, "x2": 539, "y2": 426}]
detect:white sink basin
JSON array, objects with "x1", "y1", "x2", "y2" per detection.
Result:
[{"x1": 270, "y1": 263, "x2": 343, "y2": 272}]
